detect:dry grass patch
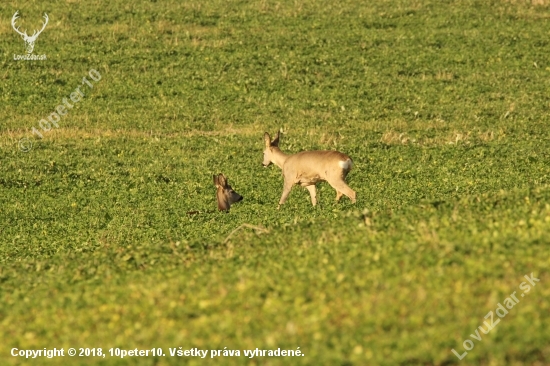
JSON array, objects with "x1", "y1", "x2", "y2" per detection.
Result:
[
  {"x1": 380, "y1": 128, "x2": 505, "y2": 147},
  {"x1": 505, "y1": 0, "x2": 549, "y2": 5},
  {"x1": 0, "y1": 125, "x2": 262, "y2": 151},
  {"x1": 317, "y1": 132, "x2": 345, "y2": 147}
]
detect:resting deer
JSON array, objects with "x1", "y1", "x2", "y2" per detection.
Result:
[
  {"x1": 263, "y1": 131, "x2": 356, "y2": 208},
  {"x1": 213, "y1": 173, "x2": 243, "y2": 211},
  {"x1": 187, "y1": 174, "x2": 243, "y2": 215}
]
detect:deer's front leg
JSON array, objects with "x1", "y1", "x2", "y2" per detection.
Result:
[
  {"x1": 278, "y1": 179, "x2": 294, "y2": 209},
  {"x1": 305, "y1": 185, "x2": 317, "y2": 206}
]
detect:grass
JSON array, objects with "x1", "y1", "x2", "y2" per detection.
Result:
[{"x1": 1, "y1": 0, "x2": 550, "y2": 365}]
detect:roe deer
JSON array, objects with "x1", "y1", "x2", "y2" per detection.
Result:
[
  {"x1": 213, "y1": 173, "x2": 243, "y2": 212},
  {"x1": 262, "y1": 131, "x2": 356, "y2": 208}
]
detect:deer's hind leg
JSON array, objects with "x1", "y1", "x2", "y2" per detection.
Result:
[
  {"x1": 327, "y1": 173, "x2": 356, "y2": 204},
  {"x1": 331, "y1": 182, "x2": 356, "y2": 203}
]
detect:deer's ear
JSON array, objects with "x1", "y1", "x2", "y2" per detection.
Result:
[
  {"x1": 264, "y1": 132, "x2": 271, "y2": 148},
  {"x1": 272, "y1": 131, "x2": 280, "y2": 147},
  {"x1": 218, "y1": 174, "x2": 227, "y2": 187}
]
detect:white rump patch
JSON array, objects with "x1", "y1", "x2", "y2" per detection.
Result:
[{"x1": 339, "y1": 159, "x2": 353, "y2": 170}]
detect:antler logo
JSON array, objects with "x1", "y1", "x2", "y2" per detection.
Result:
[{"x1": 11, "y1": 11, "x2": 49, "y2": 54}]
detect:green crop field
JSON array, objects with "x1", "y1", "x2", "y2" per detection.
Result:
[{"x1": 1, "y1": 0, "x2": 550, "y2": 365}]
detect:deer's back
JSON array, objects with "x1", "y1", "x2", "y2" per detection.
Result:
[{"x1": 283, "y1": 150, "x2": 352, "y2": 185}]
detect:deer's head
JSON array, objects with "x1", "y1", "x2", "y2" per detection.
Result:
[
  {"x1": 213, "y1": 173, "x2": 243, "y2": 212},
  {"x1": 262, "y1": 131, "x2": 281, "y2": 167}
]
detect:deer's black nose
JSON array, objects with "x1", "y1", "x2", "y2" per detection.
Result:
[{"x1": 237, "y1": 196, "x2": 243, "y2": 202}]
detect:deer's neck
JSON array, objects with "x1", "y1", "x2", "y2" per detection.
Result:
[
  {"x1": 216, "y1": 191, "x2": 230, "y2": 211},
  {"x1": 271, "y1": 147, "x2": 289, "y2": 170}
]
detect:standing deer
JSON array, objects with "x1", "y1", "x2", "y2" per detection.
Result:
[
  {"x1": 213, "y1": 173, "x2": 243, "y2": 212},
  {"x1": 262, "y1": 131, "x2": 356, "y2": 208},
  {"x1": 11, "y1": 11, "x2": 49, "y2": 54}
]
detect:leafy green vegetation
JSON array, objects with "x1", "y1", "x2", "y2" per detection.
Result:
[{"x1": 1, "y1": 0, "x2": 549, "y2": 365}]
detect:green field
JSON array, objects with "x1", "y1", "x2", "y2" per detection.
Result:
[{"x1": 1, "y1": 0, "x2": 550, "y2": 365}]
